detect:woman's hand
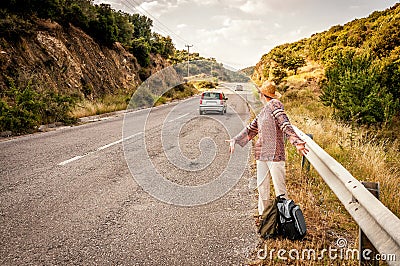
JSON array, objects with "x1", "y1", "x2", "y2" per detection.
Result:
[
  {"x1": 225, "y1": 139, "x2": 235, "y2": 153},
  {"x1": 296, "y1": 143, "x2": 309, "y2": 156}
]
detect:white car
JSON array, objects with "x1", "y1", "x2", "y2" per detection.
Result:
[
  {"x1": 235, "y1": 84, "x2": 243, "y2": 91},
  {"x1": 199, "y1": 91, "x2": 227, "y2": 115}
]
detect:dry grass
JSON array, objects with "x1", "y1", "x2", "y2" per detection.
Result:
[
  {"x1": 247, "y1": 68, "x2": 399, "y2": 265},
  {"x1": 69, "y1": 94, "x2": 130, "y2": 118},
  {"x1": 285, "y1": 94, "x2": 400, "y2": 219},
  {"x1": 248, "y1": 140, "x2": 360, "y2": 266},
  {"x1": 70, "y1": 83, "x2": 199, "y2": 117}
]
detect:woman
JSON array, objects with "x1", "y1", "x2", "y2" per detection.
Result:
[{"x1": 226, "y1": 81, "x2": 308, "y2": 216}]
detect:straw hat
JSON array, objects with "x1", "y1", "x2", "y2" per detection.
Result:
[{"x1": 259, "y1": 81, "x2": 281, "y2": 99}]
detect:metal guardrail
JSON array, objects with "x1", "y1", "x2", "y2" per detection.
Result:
[{"x1": 293, "y1": 126, "x2": 400, "y2": 265}]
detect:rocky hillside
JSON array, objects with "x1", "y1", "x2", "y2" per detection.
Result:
[
  {"x1": 0, "y1": 18, "x2": 171, "y2": 100},
  {"x1": 0, "y1": 4, "x2": 182, "y2": 135}
]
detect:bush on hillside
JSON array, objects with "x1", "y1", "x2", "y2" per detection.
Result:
[
  {"x1": 320, "y1": 50, "x2": 399, "y2": 126},
  {"x1": 0, "y1": 78, "x2": 77, "y2": 133}
]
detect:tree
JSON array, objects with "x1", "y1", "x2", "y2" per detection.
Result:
[
  {"x1": 285, "y1": 55, "x2": 306, "y2": 74},
  {"x1": 131, "y1": 37, "x2": 151, "y2": 67},
  {"x1": 129, "y1": 13, "x2": 152, "y2": 41},
  {"x1": 320, "y1": 50, "x2": 398, "y2": 126},
  {"x1": 90, "y1": 4, "x2": 119, "y2": 45},
  {"x1": 0, "y1": 0, "x2": 63, "y2": 19},
  {"x1": 114, "y1": 11, "x2": 134, "y2": 45},
  {"x1": 151, "y1": 33, "x2": 175, "y2": 58},
  {"x1": 368, "y1": 15, "x2": 400, "y2": 58},
  {"x1": 271, "y1": 67, "x2": 287, "y2": 84},
  {"x1": 63, "y1": 0, "x2": 95, "y2": 30},
  {"x1": 267, "y1": 46, "x2": 306, "y2": 75}
]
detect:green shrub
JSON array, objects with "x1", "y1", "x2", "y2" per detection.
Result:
[
  {"x1": 0, "y1": 78, "x2": 77, "y2": 133},
  {"x1": 130, "y1": 37, "x2": 151, "y2": 67},
  {"x1": 320, "y1": 50, "x2": 399, "y2": 126},
  {"x1": 197, "y1": 81, "x2": 216, "y2": 90}
]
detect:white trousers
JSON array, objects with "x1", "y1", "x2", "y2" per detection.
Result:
[{"x1": 256, "y1": 160, "x2": 287, "y2": 215}]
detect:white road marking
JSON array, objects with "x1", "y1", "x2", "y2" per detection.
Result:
[
  {"x1": 58, "y1": 132, "x2": 143, "y2": 166},
  {"x1": 58, "y1": 155, "x2": 84, "y2": 166},
  {"x1": 96, "y1": 139, "x2": 123, "y2": 151},
  {"x1": 168, "y1": 113, "x2": 190, "y2": 123}
]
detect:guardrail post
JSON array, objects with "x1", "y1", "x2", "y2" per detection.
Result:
[
  {"x1": 301, "y1": 134, "x2": 313, "y2": 172},
  {"x1": 359, "y1": 181, "x2": 380, "y2": 266}
]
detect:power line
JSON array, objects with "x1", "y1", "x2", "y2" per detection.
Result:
[
  {"x1": 118, "y1": 0, "x2": 170, "y2": 37},
  {"x1": 128, "y1": 0, "x2": 189, "y2": 46},
  {"x1": 117, "y1": 0, "x2": 190, "y2": 47},
  {"x1": 104, "y1": 0, "x2": 169, "y2": 38},
  {"x1": 99, "y1": 0, "x2": 204, "y2": 60}
]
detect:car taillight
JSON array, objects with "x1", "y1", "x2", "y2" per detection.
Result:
[
  {"x1": 219, "y1": 94, "x2": 223, "y2": 100},
  {"x1": 200, "y1": 99, "x2": 203, "y2": 104},
  {"x1": 220, "y1": 100, "x2": 223, "y2": 105}
]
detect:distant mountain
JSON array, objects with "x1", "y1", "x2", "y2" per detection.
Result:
[{"x1": 239, "y1": 66, "x2": 255, "y2": 77}]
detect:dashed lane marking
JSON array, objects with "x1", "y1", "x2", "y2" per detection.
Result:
[
  {"x1": 58, "y1": 132, "x2": 143, "y2": 166},
  {"x1": 167, "y1": 113, "x2": 190, "y2": 123}
]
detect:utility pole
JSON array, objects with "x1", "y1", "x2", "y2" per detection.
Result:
[
  {"x1": 210, "y1": 57, "x2": 215, "y2": 77},
  {"x1": 185, "y1": 44, "x2": 193, "y2": 78}
]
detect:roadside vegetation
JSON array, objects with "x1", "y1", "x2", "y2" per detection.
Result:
[
  {"x1": 0, "y1": 77, "x2": 78, "y2": 133},
  {"x1": 69, "y1": 92, "x2": 131, "y2": 118},
  {"x1": 247, "y1": 5, "x2": 399, "y2": 264},
  {"x1": 248, "y1": 62, "x2": 399, "y2": 265}
]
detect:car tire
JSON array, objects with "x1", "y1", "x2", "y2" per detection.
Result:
[{"x1": 199, "y1": 110, "x2": 203, "y2": 115}]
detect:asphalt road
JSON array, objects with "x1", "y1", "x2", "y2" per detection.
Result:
[{"x1": 0, "y1": 84, "x2": 259, "y2": 265}]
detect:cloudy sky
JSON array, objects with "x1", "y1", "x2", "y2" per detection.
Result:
[{"x1": 95, "y1": 0, "x2": 399, "y2": 70}]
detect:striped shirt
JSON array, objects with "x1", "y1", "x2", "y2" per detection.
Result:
[{"x1": 233, "y1": 99, "x2": 304, "y2": 161}]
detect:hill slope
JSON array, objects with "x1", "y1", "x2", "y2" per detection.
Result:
[
  {"x1": 0, "y1": 19, "x2": 143, "y2": 97},
  {"x1": 251, "y1": 3, "x2": 400, "y2": 127},
  {"x1": 253, "y1": 3, "x2": 400, "y2": 85}
]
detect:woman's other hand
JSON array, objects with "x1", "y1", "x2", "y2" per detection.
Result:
[
  {"x1": 296, "y1": 143, "x2": 309, "y2": 156},
  {"x1": 225, "y1": 139, "x2": 235, "y2": 153}
]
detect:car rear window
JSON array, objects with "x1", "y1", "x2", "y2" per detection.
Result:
[{"x1": 202, "y1": 92, "x2": 222, "y2": 99}]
